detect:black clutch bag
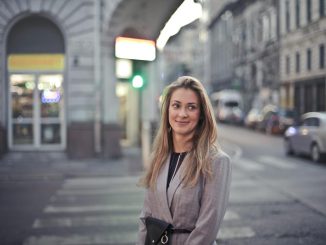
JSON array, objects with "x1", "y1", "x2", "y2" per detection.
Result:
[{"x1": 144, "y1": 216, "x2": 173, "y2": 245}]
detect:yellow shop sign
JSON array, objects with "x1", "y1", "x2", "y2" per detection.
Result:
[{"x1": 8, "y1": 54, "x2": 64, "y2": 71}]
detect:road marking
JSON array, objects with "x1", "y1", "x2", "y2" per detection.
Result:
[
  {"x1": 23, "y1": 232, "x2": 138, "y2": 245},
  {"x1": 44, "y1": 204, "x2": 141, "y2": 213},
  {"x1": 223, "y1": 210, "x2": 240, "y2": 221},
  {"x1": 33, "y1": 213, "x2": 140, "y2": 228},
  {"x1": 257, "y1": 155, "x2": 296, "y2": 169},
  {"x1": 56, "y1": 186, "x2": 143, "y2": 195},
  {"x1": 217, "y1": 226, "x2": 255, "y2": 239},
  {"x1": 62, "y1": 176, "x2": 140, "y2": 188},
  {"x1": 234, "y1": 158, "x2": 264, "y2": 171}
]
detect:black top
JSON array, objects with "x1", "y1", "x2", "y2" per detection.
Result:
[{"x1": 167, "y1": 152, "x2": 187, "y2": 189}]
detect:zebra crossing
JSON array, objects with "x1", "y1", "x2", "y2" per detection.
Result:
[
  {"x1": 23, "y1": 176, "x2": 143, "y2": 245},
  {"x1": 23, "y1": 175, "x2": 257, "y2": 245}
]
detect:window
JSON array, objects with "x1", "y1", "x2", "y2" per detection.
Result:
[
  {"x1": 307, "y1": 48, "x2": 312, "y2": 71},
  {"x1": 286, "y1": 55, "x2": 290, "y2": 74},
  {"x1": 320, "y1": 44, "x2": 325, "y2": 68},
  {"x1": 317, "y1": 82, "x2": 326, "y2": 111},
  {"x1": 296, "y1": 0, "x2": 301, "y2": 27},
  {"x1": 320, "y1": 0, "x2": 326, "y2": 17},
  {"x1": 285, "y1": 0, "x2": 290, "y2": 31},
  {"x1": 307, "y1": 0, "x2": 312, "y2": 22},
  {"x1": 296, "y1": 52, "x2": 300, "y2": 73}
]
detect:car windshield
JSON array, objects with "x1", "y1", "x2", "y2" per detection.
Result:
[{"x1": 225, "y1": 101, "x2": 239, "y2": 107}]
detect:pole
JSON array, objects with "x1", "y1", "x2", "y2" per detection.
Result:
[{"x1": 94, "y1": 0, "x2": 101, "y2": 154}]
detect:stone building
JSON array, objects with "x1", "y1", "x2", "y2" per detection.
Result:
[
  {"x1": 279, "y1": 0, "x2": 326, "y2": 114},
  {"x1": 208, "y1": 0, "x2": 280, "y2": 112},
  {"x1": 0, "y1": 0, "x2": 182, "y2": 159}
]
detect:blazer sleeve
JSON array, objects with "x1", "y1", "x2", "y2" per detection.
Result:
[
  {"x1": 136, "y1": 188, "x2": 151, "y2": 245},
  {"x1": 185, "y1": 153, "x2": 232, "y2": 245}
]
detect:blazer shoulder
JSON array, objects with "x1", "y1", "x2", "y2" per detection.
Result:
[{"x1": 212, "y1": 149, "x2": 231, "y2": 165}]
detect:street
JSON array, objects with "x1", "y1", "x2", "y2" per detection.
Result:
[{"x1": 1, "y1": 124, "x2": 326, "y2": 245}]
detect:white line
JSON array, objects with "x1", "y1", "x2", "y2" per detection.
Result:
[
  {"x1": 257, "y1": 155, "x2": 296, "y2": 169},
  {"x1": 234, "y1": 158, "x2": 264, "y2": 171},
  {"x1": 57, "y1": 187, "x2": 144, "y2": 196},
  {"x1": 217, "y1": 226, "x2": 255, "y2": 239},
  {"x1": 33, "y1": 214, "x2": 140, "y2": 228},
  {"x1": 223, "y1": 210, "x2": 240, "y2": 221},
  {"x1": 63, "y1": 177, "x2": 140, "y2": 188},
  {"x1": 44, "y1": 205, "x2": 141, "y2": 214},
  {"x1": 23, "y1": 232, "x2": 138, "y2": 245}
]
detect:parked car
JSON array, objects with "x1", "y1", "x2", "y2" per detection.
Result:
[
  {"x1": 277, "y1": 108, "x2": 298, "y2": 133},
  {"x1": 255, "y1": 105, "x2": 297, "y2": 134},
  {"x1": 284, "y1": 112, "x2": 326, "y2": 162},
  {"x1": 256, "y1": 104, "x2": 278, "y2": 133},
  {"x1": 244, "y1": 108, "x2": 261, "y2": 129}
]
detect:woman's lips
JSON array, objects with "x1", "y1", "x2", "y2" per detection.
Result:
[{"x1": 175, "y1": 121, "x2": 189, "y2": 125}]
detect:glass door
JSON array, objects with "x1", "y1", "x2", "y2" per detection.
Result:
[
  {"x1": 9, "y1": 74, "x2": 65, "y2": 150},
  {"x1": 38, "y1": 74, "x2": 64, "y2": 147},
  {"x1": 10, "y1": 74, "x2": 35, "y2": 146}
]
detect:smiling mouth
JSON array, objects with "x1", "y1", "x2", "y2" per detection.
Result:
[{"x1": 176, "y1": 121, "x2": 189, "y2": 124}]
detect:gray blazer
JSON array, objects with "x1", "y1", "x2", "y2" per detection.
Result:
[{"x1": 137, "y1": 150, "x2": 232, "y2": 245}]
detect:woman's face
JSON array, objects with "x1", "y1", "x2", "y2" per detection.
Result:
[{"x1": 168, "y1": 88, "x2": 201, "y2": 138}]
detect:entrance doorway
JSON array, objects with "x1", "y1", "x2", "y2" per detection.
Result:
[{"x1": 9, "y1": 73, "x2": 65, "y2": 150}]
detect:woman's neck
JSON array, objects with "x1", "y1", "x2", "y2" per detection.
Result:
[{"x1": 172, "y1": 133, "x2": 193, "y2": 153}]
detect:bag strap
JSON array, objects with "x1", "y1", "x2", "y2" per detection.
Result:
[{"x1": 170, "y1": 228, "x2": 192, "y2": 234}]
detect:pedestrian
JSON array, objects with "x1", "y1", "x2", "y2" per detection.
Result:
[{"x1": 137, "y1": 76, "x2": 232, "y2": 245}]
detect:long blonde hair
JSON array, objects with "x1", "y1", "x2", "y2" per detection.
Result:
[{"x1": 141, "y1": 76, "x2": 219, "y2": 188}]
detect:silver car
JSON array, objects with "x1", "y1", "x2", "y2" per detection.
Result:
[{"x1": 284, "y1": 112, "x2": 326, "y2": 162}]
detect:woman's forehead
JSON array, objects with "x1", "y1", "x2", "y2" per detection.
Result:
[{"x1": 170, "y1": 88, "x2": 199, "y2": 102}]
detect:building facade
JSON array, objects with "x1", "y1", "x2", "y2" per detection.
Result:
[
  {"x1": 208, "y1": 0, "x2": 280, "y2": 112},
  {"x1": 279, "y1": 0, "x2": 326, "y2": 114}
]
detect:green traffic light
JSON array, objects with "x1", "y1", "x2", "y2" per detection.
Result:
[{"x1": 132, "y1": 75, "x2": 144, "y2": 88}]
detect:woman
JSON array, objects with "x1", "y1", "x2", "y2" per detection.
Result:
[{"x1": 137, "y1": 76, "x2": 232, "y2": 245}]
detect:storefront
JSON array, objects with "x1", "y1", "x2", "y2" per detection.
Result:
[{"x1": 5, "y1": 15, "x2": 66, "y2": 151}]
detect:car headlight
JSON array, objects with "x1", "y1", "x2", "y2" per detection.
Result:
[{"x1": 285, "y1": 126, "x2": 297, "y2": 137}]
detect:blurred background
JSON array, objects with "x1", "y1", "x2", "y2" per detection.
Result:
[{"x1": 0, "y1": 0, "x2": 326, "y2": 244}]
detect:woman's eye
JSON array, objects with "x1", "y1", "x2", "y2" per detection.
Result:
[
  {"x1": 188, "y1": 105, "x2": 196, "y2": 110},
  {"x1": 172, "y1": 104, "x2": 179, "y2": 108}
]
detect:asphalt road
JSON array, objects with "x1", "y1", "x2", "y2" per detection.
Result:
[{"x1": 0, "y1": 124, "x2": 325, "y2": 245}]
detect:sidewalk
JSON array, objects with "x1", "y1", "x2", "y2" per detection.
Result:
[{"x1": 0, "y1": 147, "x2": 144, "y2": 181}]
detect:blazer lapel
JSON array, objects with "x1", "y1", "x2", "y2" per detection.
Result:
[
  {"x1": 156, "y1": 155, "x2": 173, "y2": 222},
  {"x1": 167, "y1": 153, "x2": 189, "y2": 208}
]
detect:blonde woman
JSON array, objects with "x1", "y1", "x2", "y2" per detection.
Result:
[{"x1": 137, "y1": 76, "x2": 232, "y2": 245}]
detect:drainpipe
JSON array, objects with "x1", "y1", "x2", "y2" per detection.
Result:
[{"x1": 94, "y1": 0, "x2": 101, "y2": 154}]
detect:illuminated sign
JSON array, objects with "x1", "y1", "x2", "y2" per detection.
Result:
[
  {"x1": 41, "y1": 90, "x2": 61, "y2": 103},
  {"x1": 8, "y1": 54, "x2": 65, "y2": 71},
  {"x1": 116, "y1": 59, "x2": 132, "y2": 79},
  {"x1": 115, "y1": 37, "x2": 156, "y2": 61}
]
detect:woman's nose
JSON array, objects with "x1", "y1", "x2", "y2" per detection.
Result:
[{"x1": 179, "y1": 107, "x2": 188, "y2": 117}]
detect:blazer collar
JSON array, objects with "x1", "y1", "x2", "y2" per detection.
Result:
[{"x1": 156, "y1": 154, "x2": 173, "y2": 222}]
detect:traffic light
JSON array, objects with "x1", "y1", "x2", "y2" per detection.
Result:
[
  {"x1": 131, "y1": 74, "x2": 144, "y2": 88},
  {"x1": 131, "y1": 61, "x2": 146, "y2": 89}
]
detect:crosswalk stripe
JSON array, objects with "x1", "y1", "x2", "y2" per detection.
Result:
[
  {"x1": 258, "y1": 155, "x2": 296, "y2": 169},
  {"x1": 217, "y1": 226, "x2": 255, "y2": 239},
  {"x1": 44, "y1": 204, "x2": 141, "y2": 214},
  {"x1": 56, "y1": 186, "x2": 143, "y2": 196},
  {"x1": 224, "y1": 210, "x2": 240, "y2": 221},
  {"x1": 33, "y1": 214, "x2": 140, "y2": 228},
  {"x1": 23, "y1": 232, "x2": 138, "y2": 245},
  {"x1": 62, "y1": 177, "x2": 140, "y2": 188}
]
